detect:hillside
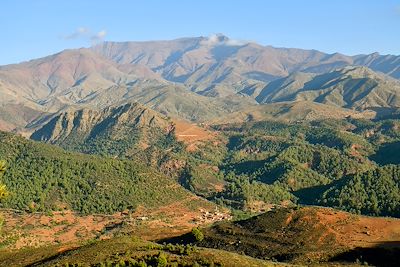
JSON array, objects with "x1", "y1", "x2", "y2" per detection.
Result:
[
  {"x1": 169, "y1": 206, "x2": 400, "y2": 266},
  {"x1": 0, "y1": 236, "x2": 284, "y2": 267},
  {"x1": 212, "y1": 100, "x2": 375, "y2": 124},
  {"x1": 0, "y1": 131, "x2": 213, "y2": 214},
  {"x1": 256, "y1": 66, "x2": 400, "y2": 113},
  {"x1": 189, "y1": 118, "x2": 400, "y2": 217},
  {"x1": 3, "y1": 207, "x2": 398, "y2": 266},
  {"x1": 30, "y1": 102, "x2": 174, "y2": 157},
  {"x1": 31, "y1": 103, "x2": 400, "y2": 218}
]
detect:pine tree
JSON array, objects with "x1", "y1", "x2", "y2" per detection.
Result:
[{"x1": 0, "y1": 160, "x2": 8, "y2": 200}]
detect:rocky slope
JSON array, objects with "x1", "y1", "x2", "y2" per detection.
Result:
[
  {"x1": 256, "y1": 66, "x2": 400, "y2": 113},
  {"x1": 1, "y1": 35, "x2": 400, "y2": 132},
  {"x1": 29, "y1": 102, "x2": 178, "y2": 160}
]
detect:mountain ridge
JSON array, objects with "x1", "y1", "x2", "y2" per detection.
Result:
[{"x1": 1, "y1": 35, "x2": 400, "y2": 132}]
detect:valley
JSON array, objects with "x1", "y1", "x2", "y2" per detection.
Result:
[{"x1": 1, "y1": 34, "x2": 400, "y2": 266}]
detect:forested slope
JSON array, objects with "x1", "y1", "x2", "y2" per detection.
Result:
[{"x1": 0, "y1": 131, "x2": 201, "y2": 214}]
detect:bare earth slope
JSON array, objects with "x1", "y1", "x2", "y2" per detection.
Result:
[{"x1": 1, "y1": 35, "x2": 400, "y2": 132}]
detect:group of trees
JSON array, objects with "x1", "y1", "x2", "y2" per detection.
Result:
[
  {"x1": 321, "y1": 165, "x2": 400, "y2": 217},
  {"x1": 207, "y1": 118, "x2": 400, "y2": 217},
  {"x1": 0, "y1": 132, "x2": 189, "y2": 214},
  {"x1": 0, "y1": 160, "x2": 8, "y2": 201},
  {"x1": 2, "y1": 116, "x2": 400, "y2": 218}
]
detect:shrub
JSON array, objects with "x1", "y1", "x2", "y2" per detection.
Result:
[{"x1": 191, "y1": 227, "x2": 204, "y2": 242}]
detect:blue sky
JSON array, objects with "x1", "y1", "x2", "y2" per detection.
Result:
[{"x1": 1, "y1": 0, "x2": 399, "y2": 65}]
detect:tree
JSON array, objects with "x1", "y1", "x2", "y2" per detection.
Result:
[
  {"x1": 0, "y1": 160, "x2": 8, "y2": 201},
  {"x1": 0, "y1": 160, "x2": 8, "y2": 232},
  {"x1": 191, "y1": 227, "x2": 204, "y2": 242},
  {"x1": 0, "y1": 160, "x2": 5, "y2": 173},
  {"x1": 156, "y1": 253, "x2": 168, "y2": 267}
]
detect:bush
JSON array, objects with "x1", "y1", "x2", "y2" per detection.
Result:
[
  {"x1": 156, "y1": 253, "x2": 168, "y2": 267},
  {"x1": 191, "y1": 227, "x2": 204, "y2": 242}
]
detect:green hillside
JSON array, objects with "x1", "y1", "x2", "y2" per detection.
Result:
[
  {"x1": 321, "y1": 165, "x2": 400, "y2": 216},
  {"x1": 205, "y1": 119, "x2": 400, "y2": 217},
  {"x1": 28, "y1": 104, "x2": 400, "y2": 218},
  {"x1": 0, "y1": 236, "x2": 282, "y2": 267},
  {"x1": 0, "y1": 131, "x2": 198, "y2": 214}
]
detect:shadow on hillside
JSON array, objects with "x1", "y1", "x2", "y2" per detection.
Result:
[
  {"x1": 370, "y1": 141, "x2": 400, "y2": 165},
  {"x1": 329, "y1": 241, "x2": 400, "y2": 267},
  {"x1": 293, "y1": 183, "x2": 329, "y2": 204},
  {"x1": 293, "y1": 177, "x2": 349, "y2": 204},
  {"x1": 370, "y1": 107, "x2": 400, "y2": 120},
  {"x1": 229, "y1": 159, "x2": 268, "y2": 175}
]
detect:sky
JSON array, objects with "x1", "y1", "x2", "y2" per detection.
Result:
[{"x1": 1, "y1": 0, "x2": 399, "y2": 65}]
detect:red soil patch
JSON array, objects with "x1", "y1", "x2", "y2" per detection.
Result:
[
  {"x1": 349, "y1": 144, "x2": 363, "y2": 158},
  {"x1": 0, "y1": 198, "x2": 226, "y2": 250},
  {"x1": 173, "y1": 120, "x2": 216, "y2": 151},
  {"x1": 126, "y1": 197, "x2": 229, "y2": 241},
  {"x1": 311, "y1": 207, "x2": 400, "y2": 249},
  {"x1": 0, "y1": 210, "x2": 119, "y2": 249},
  {"x1": 213, "y1": 183, "x2": 225, "y2": 193}
]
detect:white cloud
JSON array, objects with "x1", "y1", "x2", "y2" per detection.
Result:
[
  {"x1": 206, "y1": 34, "x2": 221, "y2": 45},
  {"x1": 90, "y1": 30, "x2": 107, "y2": 43},
  {"x1": 201, "y1": 33, "x2": 249, "y2": 47},
  {"x1": 225, "y1": 38, "x2": 248, "y2": 46}
]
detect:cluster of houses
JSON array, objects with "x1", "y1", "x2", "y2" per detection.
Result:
[{"x1": 194, "y1": 208, "x2": 232, "y2": 224}]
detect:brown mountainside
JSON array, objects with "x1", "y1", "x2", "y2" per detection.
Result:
[{"x1": 1, "y1": 35, "x2": 400, "y2": 132}]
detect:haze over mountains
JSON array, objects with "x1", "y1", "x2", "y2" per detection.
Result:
[{"x1": 1, "y1": 34, "x2": 400, "y2": 133}]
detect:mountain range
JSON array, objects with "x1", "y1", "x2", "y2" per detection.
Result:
[
  {"x1": 2, "y1": 35, "x2": 400, "y2": 266},
  {"x1": 1, "y1": 34, "x2": 400, "y2": 133}
]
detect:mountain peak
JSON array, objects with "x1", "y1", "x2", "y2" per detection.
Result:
[
  {"x1": 339, "y1": 65, "x2": 384, "y2": 79},
  {"x1": 200, "y1": 33, "x2": 248, "y2": 47},
  {"x1": 1, "y1": 37, "x2": 400, "y2": 132}
]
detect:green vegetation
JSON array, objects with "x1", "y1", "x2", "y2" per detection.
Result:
[
  {"x1": 191, "y1": 227, "x2": 204, "y2": 242},
  {"x1": 206, "y1": 118, "x2": 400, "y2": 217},
  {"x1": 0, "y1": 236, "x2": 276, "y2": 267},
  {"x1": 27, "y1": 114, "x2": 400, "y2": 218},
  {"x1": 0, "y1": 131, "x2": 192, "y2": 214},
  {"x1": 321, "y1": 165, "x2": 400, "y2": 216},
  {"x1": 168, "y1": 206, "x2": 400, "y2": 266},
  {"x1": 0, "y1": 160, "x2": 8, "y2": 232},
  {"x1": 0, "y1": 160, "x2": 8, "y2": 201}
]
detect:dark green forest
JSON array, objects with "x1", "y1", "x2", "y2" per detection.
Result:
[
  {"x1": 208, "y1": 119, "x2": 400, "y2": 217},
  {"x1": 0, "y1": 132, "x2": 190, "y2": 214}
]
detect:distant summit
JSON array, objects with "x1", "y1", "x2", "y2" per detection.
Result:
[{"x1": 0, "y1": 36, "x2": 400, "y2": 132}]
